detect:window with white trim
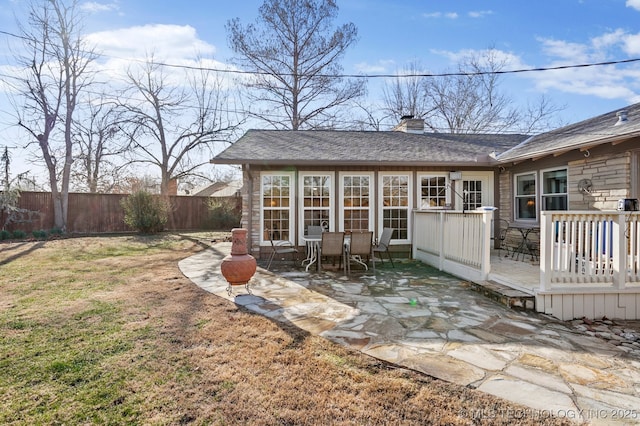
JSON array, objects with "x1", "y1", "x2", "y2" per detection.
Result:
[
  {"x1": 262, "y1": 173, "x2": 294, "y2": 242},
  {"x1": 340, "y1": 173, "x2": 372, "y2": 232},
  {"x1": 541, "y1": 168, "x2": 567, "y2": 211},
  {"x1": 380, "y1": 173, "x2": 411, "y2": 241},
  {"x1": 300, "y1": 173, "x2": 332, "y2": 235},
  {"x1": 418, "y1": 174, "x2": 448, "y2": 209},
  {"x1": 463, "y1": 179, "x2": 483, "y2": 211},
  {"x1": 515, "y1": 172, "x2": 536, "y2": 221}
]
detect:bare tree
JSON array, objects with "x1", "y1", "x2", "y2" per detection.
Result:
[
  {"x1": 119, "y1": 58, "x2": 241, "y2": 195},
  {"x1": 13, "y1": 0, "x2": 97, "y2": 230},
  {"x1": 518, "y1": 94, "x2": 567, "y2": 134},
  {"x1": 71, "y1": 95, "x2": 129, "y2": 193},
  {"x1": 423, "y1": 49, "x2": 519, "y2": 134},
  {"x1": 382, "y1": 61, "x2": 432, "y2": 123},
  {"x1": 226, "y1": 0, "x2": 365, "y2": 130},
  {"x1": 380, "y1": 49, "x2": 564, "y2": 134}
]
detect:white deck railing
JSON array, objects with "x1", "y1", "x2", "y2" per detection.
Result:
[
  {"x1": 540, "y1": 211, "x2": 640, "y2": 290},
  {"x1": 412, "y1": 210, "x2": 492, "y2": 282}
]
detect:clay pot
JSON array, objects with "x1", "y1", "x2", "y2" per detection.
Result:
[{"x1": 220, "y1": 228, "x2": 257, "y2": 286}]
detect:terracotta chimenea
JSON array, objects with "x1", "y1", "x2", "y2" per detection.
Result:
[{"x1": 220, "y1": 228, "x2": 256, "y2": 294}]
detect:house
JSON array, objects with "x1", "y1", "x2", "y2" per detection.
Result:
[
  {"x1": 211, "y1": 103, "x2": 640, "y2": 320},
  {"x1": 211, "y1": 120, "x2": 528, "y2": 255},
  {"x1": 192, "y1": 180, "x2": 243, "y2": 198}
]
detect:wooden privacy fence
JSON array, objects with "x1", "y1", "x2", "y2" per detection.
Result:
[{"x1": 1, "y1": 191, "x2": 241, "y2": 234}]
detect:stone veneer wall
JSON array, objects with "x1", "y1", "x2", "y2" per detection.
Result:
[
  {"x1": 568, "y1": 152, "x2": 631, "y2": 211},
  {"x1": 498, "y1": 151, "x2": 632, "y2": 217},
  {"x1": 242, "y1": 167, "x2": 263, "y2": 257},
  {"x1": 498, "y1": 170, "x2": 512, "y2": 222}
]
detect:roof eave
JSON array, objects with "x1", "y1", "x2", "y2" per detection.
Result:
[
  {"x1": 496, "y1": 132, "x2": 639, "y2": 164},
  {"x1": 210, "y1": 158, "x2": 500, "y2": 167}
]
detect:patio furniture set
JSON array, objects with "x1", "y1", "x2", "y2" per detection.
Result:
[{"x1": 266, "y1": 227, "x2": 395, "y2": 274}]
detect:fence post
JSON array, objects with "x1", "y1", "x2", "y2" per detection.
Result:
[
  {"x1": 480, "y1": 211, "x2": 492, "y2": 279},
  {"x1": 613, "y1": 212, "x2": 627, "y2": 289},
  {"x1": 540, "y1": 211, "x2": 552, "y2": 291},
  {"x1": 438, "y1": 211, "x2": 445, "y2": 270}
]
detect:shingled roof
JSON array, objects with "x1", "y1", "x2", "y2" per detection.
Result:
[
  {"x1": 211, "y1": 103, "x2": 640, "y2": 168},
  {"x1": 497, "y1": 102, "x2": 640, "y2": 163},
  {"x1": 211, "y1": 130, "x2": 528, "y2": 167}
]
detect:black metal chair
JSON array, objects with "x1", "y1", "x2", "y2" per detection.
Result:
[{"x1": 266, "y1": 230, "x2": 299, "y2": 270}]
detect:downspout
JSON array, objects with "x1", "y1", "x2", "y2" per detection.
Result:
[{"x1": 246, "y1": 163, "x2": 254, "y2": 255}]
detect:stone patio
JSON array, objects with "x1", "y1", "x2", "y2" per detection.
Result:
[{"x1": 179, "y1": 242, "x2": 640, "y2": 425}]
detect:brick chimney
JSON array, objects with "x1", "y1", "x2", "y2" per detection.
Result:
[
  {"x1": 168, "y1": 178, "x2": 178, "y2": 195},
  {"x1": 393, "y1": 115, "x2": 425, "y2": 134}
]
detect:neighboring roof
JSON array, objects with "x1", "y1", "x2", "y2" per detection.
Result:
[
  {"x1": 498, "y1": 102, "x2": 640, "y2": 163},
  {"x1": 193, "y1": 180, "x2": 242, "y2": 197},
  {"x1": 211, "y1": 130, "x2": 528, "y2": 167}
]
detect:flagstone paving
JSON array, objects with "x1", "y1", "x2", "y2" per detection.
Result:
[{"x1": 179, "y1": 242, "x2": 640, "y2": 425}]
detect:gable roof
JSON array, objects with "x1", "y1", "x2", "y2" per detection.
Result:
[
  {"x1": 211, "y1": 130, "x2": 528, "y2": 167},
  {"x1": 498, "y1": 102, "x2": 640, "y2": 163},
  {"x1": 211, "y1": 102, "x2": 640, "y2": 168},
  {"x1": 192, "y1": 180, "x2": 242, "y2": 197}
]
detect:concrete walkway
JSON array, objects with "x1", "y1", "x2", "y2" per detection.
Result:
[{"x1": 179, "y1": 242, "x2": 640, "y2": 425}]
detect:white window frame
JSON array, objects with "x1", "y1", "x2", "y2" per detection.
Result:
[
  {"x1": 461, "y1": 171, "x2": 493, "y2": 211},
  {"x1": 298, "y1": 171, "x2": 335, "y2": 245},
  {"x1": 260, "y1": 171, "x2": 295, "y2": 245},
  {"x1": 417, "y1": 172, "x2": 449, "y2": 209},
  {"x1": 540, "y1": 167, "x2": 568, "y2": 211},
  {"x1": 378, "y1": 171, "x2": 412, "y2": 244},
  {"x1": 338, "y1": 172, "x2": 374, "y2": 233},
  {"x1": 514, "y1": 171, "x2": 538, "y2": 222}
]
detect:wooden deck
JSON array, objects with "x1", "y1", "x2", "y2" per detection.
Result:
[{"x1": 488, "y1": 250, "x2": 539, "y2": 295}]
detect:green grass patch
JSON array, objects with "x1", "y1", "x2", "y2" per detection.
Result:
[
  {"x1": 0, "y1": 299, "x2": 146, "y2": 424},
  {"x1": 0, "y1": 235, "x2": 198, "y2": 424}
]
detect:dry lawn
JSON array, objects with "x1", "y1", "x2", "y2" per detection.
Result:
[{"x1": 0, "y1": 233, "x2": 575, "y2": 425}]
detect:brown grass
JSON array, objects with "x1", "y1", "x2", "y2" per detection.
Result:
[{"x1": 0, "y1": 233, "x2": 575, "y2": 425}]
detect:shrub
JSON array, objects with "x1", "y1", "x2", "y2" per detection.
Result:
[
  {"x1": 207, "y1": 198, "x2": 241, "y2": 230},
  {"x1": 11, "y1": 230, "x2": 26, "y2": 239},
  {"x1": 0, "y1": 230, "x2": 10, "y2": 240},
  {"x1": 32, "y1": 229, "x2": 47, "y2": 240},
  {"x1": 49, "y1": 227, "x2": 63, "y2": 236},
  {"x1": 121, "y1": 191, "x2": 169, "y2": 234}
]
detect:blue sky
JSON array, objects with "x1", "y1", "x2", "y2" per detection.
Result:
[{"x1": 2, "y1": 0, "x2": 640, "y2": 179}]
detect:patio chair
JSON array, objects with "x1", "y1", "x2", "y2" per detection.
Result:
[
  {"x1": 492, "y1": 219, "x2": 511, "y2": 257},
  {"x1": 373, "y1": 228, "x2": 394, "y2": 267},
  {"x1": 266, "y1": 230, "x2": 299, "y2": 270},
  {"x1": 320, "y1": 232, "x2": 346, "y2": 274},
  {"x1": 347, "y1": 231, "x2": 374, "y2": 274},
  {"x1": 306, "y1": 225, "x2": 323, "y2": 238}
]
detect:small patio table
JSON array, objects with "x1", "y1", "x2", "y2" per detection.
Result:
[
  {"x1": 302, "y1": 236, "x2": 322, "y2": 271},
  {"x1": 509, "y1": 225, "x2": 538, "y2": 261}
]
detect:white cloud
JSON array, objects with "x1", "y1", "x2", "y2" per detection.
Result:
[
  {"x1": 430, "y1": 48, "x2": 529, "y2": 71},
  {"x1": 623, "y1": 33, "x2": 640, "y2": 55},
  {"x1": 354, "y1": 59, "x2": 395, "y2": 74},
  {"x1": 422, "y1": 12, "x2": 458, "y2": 19},
  {"x1": 80, "y1": 1, "x2": 120, "y2": 13},
  {"x1": 530, "y1": 31, "x2": 640, "y2": 104},
  {"x1": 87, "y1": 24, "x2": 216, "y2": 60},
  {"x1": 81, "y1": 24, "x2": 242, "y2": 92},
  {"x1": 592, "y1": 29, "x2": 626, "y2": 51},
  {"x1": 626, "y1": 0, "x2": 640, "y2": 11},
  {"x1": 537, "y1": 37, "x2": 591, "y2": 63},
  {"x1": 468, "y1": 10, "x2": 493, "y2": 18}
]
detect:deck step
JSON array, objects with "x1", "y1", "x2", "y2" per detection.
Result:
[{"x1": 469, "y1": 280, "x2": 536, "y2": 311}]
